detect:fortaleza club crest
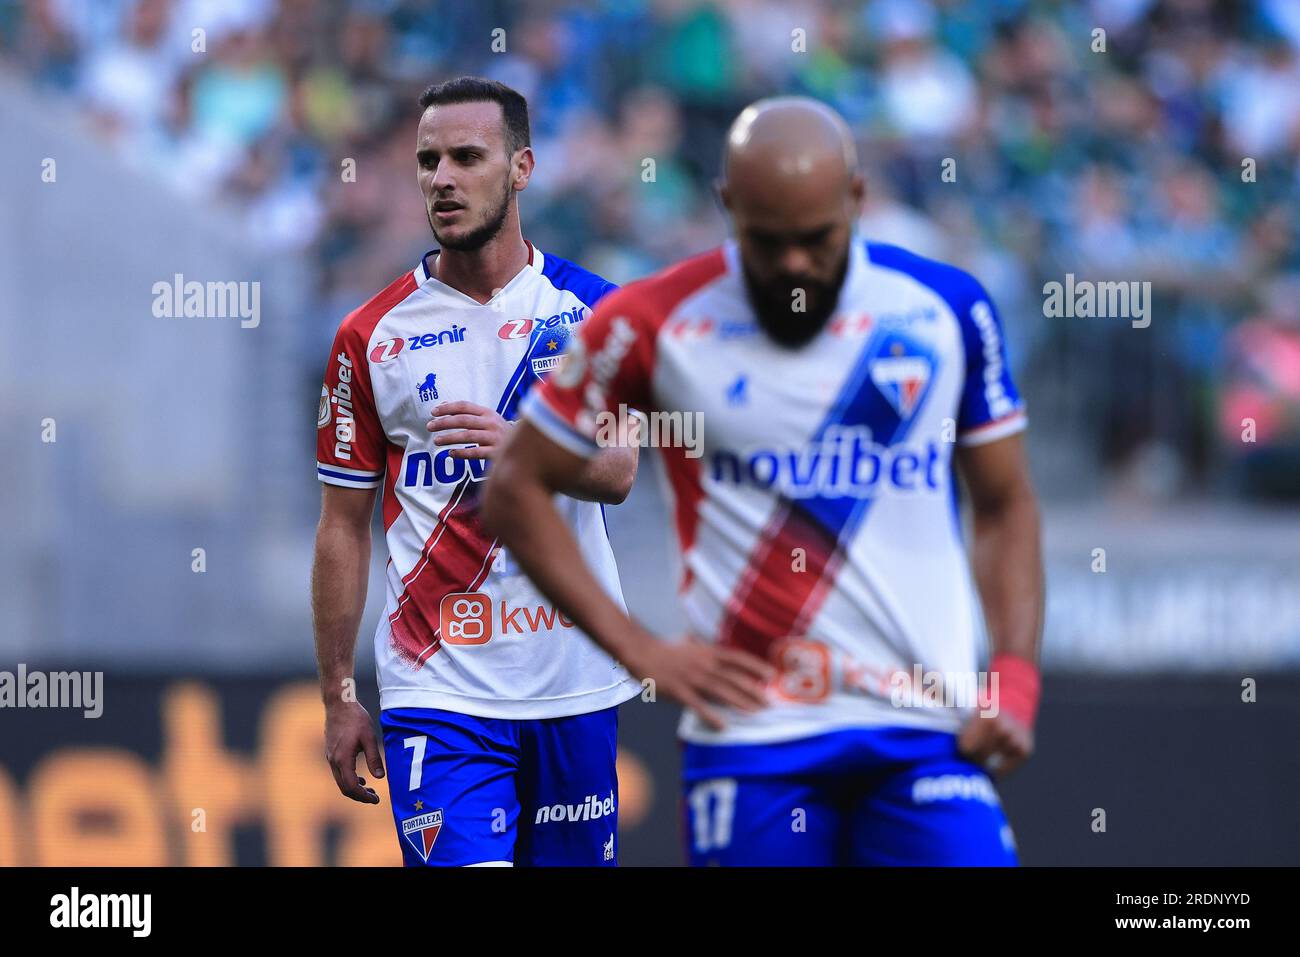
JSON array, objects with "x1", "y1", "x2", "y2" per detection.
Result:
[
  {"x1": 402, "y1": 808, "x2": 444, "y2": 861},
  {"x1": 529, "y1": 330, "x2": 569, "y2": 377},
  {"x1": 869, "y1": 340, "x2": 933, "y2": 419}
]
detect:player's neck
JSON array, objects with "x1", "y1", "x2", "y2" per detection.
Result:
[{"x1": 432, "y1": 220, "x2": 529, "y2": 305}]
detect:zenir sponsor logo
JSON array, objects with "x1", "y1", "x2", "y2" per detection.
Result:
[{"x1": 498, "y1": 307, "x2": 587, "y2": 340}]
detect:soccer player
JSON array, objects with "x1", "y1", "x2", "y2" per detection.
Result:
[
  {"x1": 484, "y1": 97, "x2": 1045, "y2": 866},
  {"x1": 310, "y1": 77, "x2": 765, "y2": 867}
]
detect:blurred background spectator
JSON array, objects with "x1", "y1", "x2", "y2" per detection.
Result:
[{"x1": 8, "y1": 0, "x2": 1298, "y2": 498}]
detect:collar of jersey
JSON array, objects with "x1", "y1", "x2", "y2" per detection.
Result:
[{"x1": 413, "y1": 240, "x2": 541, "y2": 306}]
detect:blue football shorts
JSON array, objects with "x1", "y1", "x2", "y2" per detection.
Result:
[
  {"x1": 381, "y1": 705, "x2": 620, "y2": 867},
  {"x1": 681, "y1": 726, "x2": 1018, "y2": 866}
]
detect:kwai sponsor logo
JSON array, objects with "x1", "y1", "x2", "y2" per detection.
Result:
[
  {"x1": 534, "y1": 789, "x2": 616, "y2": 825},
  {"x1": 439, "y1": 593, "x2": 492, "y2": 645},
  {"x1": 439, "y1": 592, "x2": 578, "y2": 646},
  {"x1": 765, "y1": 640, "x2": 1002, "y2": 712}
]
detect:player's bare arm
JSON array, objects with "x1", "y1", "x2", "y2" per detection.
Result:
[
  {"x1": 559, "y1": 440, "x2": 638, "y2": 504},
  {"x1": 311, "y1": 484, "x2": 386, "y2": 804},
  {"x1": 483, "y1": 420, "x2": 775, "y2": 730},
  {"x1": 954, "y1": 431, "x2": 1044, "y2": 777},
  {"x1": 428, "y1": 399, "x2": 637, "y2": 504}
]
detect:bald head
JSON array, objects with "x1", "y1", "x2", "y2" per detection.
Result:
[
  {"x1": 723, "y1": 97, "x2": 858, "y2": 187},
  {"x1": 719, "y1": 98, "x2": 863, "y2": 348}
]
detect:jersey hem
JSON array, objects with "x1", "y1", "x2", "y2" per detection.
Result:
[
  {"x1": 677, "y1": 707, "x2": 965, "y2": 746},
  {"x1": 379, "y1": 678, "x2": 640, "y2": 720}
]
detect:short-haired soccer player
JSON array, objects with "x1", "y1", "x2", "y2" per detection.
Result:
[{"x1": 311, "y1": 77, "x2": 770, "y2": 867}]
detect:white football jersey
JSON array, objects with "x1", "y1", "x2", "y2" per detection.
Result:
[
  {"x1": 317, "y1": 243, "x2": 640, "y2": 719},
  {"x1": 524, "y1": 237, "x2": 1027, "y2": 744}
]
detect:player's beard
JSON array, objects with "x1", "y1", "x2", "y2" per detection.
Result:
[
  {"x1": 428, "y1": 176, "x2": 513, "y2": 252},
  {"x1": 741, "y1": 252, "x2": 849, "y2": 349}
]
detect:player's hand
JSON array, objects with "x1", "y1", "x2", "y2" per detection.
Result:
[
  {"x1": 427, "y1": 401, "x2": 512, "y2": 460},
  {"x1": 626, "y1": 634, "x2": 776, "y2": 731},
  {"x1": 324, "y1": 698, "x2": 385, "y2": 804},
  {"x1": 957, "y1": 711, "x2": 1034, "y2": 778}
]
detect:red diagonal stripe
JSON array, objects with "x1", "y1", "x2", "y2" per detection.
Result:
[
  {"x1": 716, "y1": 504, "x2": 843, "y2": 662},
  {"x1": 388, "y1": 479, "x2": 497, "y2": 667}
]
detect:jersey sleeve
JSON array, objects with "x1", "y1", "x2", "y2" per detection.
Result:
[
  {"x1": 316, "y1": 318, "x2": 386, "y2": 488},
  {"x1": 955, "y1": 283, "x2": 1027, "y2": 446},
  {"x1": 519, "y1": 284, "x2": 656, "y2": 459}
]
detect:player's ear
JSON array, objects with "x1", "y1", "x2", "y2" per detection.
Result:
[
  {"x1": 714, "y1": 179, "x2": 731, "y2": 214},
  {"x1": 848, "y1": 171, "x2": 865, "y2": 218},
  {"x1": 512, "y1": 146, "x2": 535, "y2": 192}
]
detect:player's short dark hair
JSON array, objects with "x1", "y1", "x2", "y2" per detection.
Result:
[{"x1": 417, "y1": 76, "x2": 531, "y2": 157}]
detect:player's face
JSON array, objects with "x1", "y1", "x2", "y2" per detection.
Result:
[
  {"x1": 416, "y1": 101, "x2": 529, "y2": 251},
  {"x1": 725, "y1": 171, "x2": 863, "y2": 348}
]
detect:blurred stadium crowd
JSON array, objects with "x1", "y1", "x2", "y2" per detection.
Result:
[{"x1": 4, "y1": 0, "x2": 1300, "y2": 498}]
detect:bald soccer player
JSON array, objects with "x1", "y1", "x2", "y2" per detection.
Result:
[{"x1": 483, "y1": 97, "x2": 1044, "y2": 866}]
